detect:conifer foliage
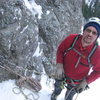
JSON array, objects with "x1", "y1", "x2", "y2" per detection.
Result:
[{"x1": 82, "y1": 0, "x2": 100, "y2": 20}]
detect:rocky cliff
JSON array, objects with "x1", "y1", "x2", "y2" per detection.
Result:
[{"x1": 0, "y1": 0, "x2": 84, "y2": 82}]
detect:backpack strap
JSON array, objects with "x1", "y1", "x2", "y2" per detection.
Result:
[
  {"x1": 87, "y1": 43, "x2": 98, "y2": 68},
  {"x1": 64, "y1": 34, "x2": 80, "y2": 56}
]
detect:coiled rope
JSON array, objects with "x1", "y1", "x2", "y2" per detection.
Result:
[
  {"x1": 12, "y1": 87, "x2": 39, "y2": 100},
  {"x1": 0, "y1": 65, "x2": 41, "y2": 100}
]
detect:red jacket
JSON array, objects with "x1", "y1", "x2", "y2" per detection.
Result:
[{"x1": 56, "y1": 34, "x2": 100, "y2": 84}]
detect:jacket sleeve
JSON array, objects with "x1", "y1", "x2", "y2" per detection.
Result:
[
  {"x1": 56, "y1": 34, "x2": 75, "y2": 64},
  {"x1": 86, "y1": 59, "x2": 100, "y2": 84},
  {"x1": 56, "y1": 40, "x2": 65, "y2": 64}
]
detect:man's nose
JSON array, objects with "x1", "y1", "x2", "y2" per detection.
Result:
[{"x1": 89, "y1": 31, "x2": 93, "y2": 36}]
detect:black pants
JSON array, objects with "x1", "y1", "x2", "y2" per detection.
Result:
[{"x1": 53, "y1": 79, "x2": 77, "y2": 100}]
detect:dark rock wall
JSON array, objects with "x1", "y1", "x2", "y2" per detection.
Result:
[{"x1": 0, "y1": 0, "x2": 84, "y2": 81}]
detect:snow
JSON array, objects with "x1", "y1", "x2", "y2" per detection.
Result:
[
  {"x1": 23, "y1": 0, "x2": 43, "y2": 19},
  {"x1": 20, "y1": 25, "x2": 29, "y2": 34},
  {"x1": 0, "y1": 75, "x2": 53, "y2": 100},
  {"x1": 98, "y1": 38, "x2": 100, "y2": 45},
  {"x1": 0, "y1": 80, "x2": 26, "y2": 100},
  {"x1": 46, "y1": 10, "x2": 50, "y2": 15},
  {"x1": 0, "y1": 74, "x2": 100, "y2": 100},
  {"x1": 85, "y1": 0, "x2": 93, "y2": 6},
  {"x1": 85, "y1": 0, "x2": 95, "y2": 8},
  {"x1": 33, "y1": 42, "x2": 43, "y2": 57}
]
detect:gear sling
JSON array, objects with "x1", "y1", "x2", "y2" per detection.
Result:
[{"x1": 63, "y1": 34, "x2": 98, "y2": 85}]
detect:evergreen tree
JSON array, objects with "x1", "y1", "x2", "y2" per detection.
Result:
[{"x1": 82, "y1": 0, "x2": 100, "y2": 20}]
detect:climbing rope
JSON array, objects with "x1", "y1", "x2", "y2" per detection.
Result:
[
  {"x1": 74, "y1": 93, "x2": 79, "y2": 100},
  {"x1": 12, "y1": 86, "x2": 39, "y2": 100},
  {"x1": 0, "y1": 64, "x2": 58, "y2": 100},
  {"x1": 0, "y1": 65, "x2": 41, "y2": 100},
  {"x1": 64, "y1": 87, "x2": 79, "y2": 100},
  {"x1": 65, "y1": 88, "x2": 74, "y2": 100}
]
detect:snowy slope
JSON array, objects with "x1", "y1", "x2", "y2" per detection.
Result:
[{"x1": 0, "y1": 74, "x2": 100, "y2": 100}]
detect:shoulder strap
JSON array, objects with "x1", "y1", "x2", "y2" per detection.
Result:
[
  {"x1": 87, "y1": 43, "x2": 98, "y2": 68},
  {"x1": 64, "y1": 34, "x2": 80, "y2": 56},
  {"x1": 70, "y1": 35, "x2": 80, "y2": 48}
]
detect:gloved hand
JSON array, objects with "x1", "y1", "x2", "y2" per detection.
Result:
[
  {"x1": 76, "y1": 79, "x2": 88, "y2": 93},
  {"x1": 54, "y1": 63, "x2": 64, "y2": 80}
]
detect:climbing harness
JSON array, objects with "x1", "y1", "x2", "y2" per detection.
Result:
[
  {"x1": 64, "y1": 34, "x2": 98, "y2": 68},
  {"x1": 64, "y1": 77, "x2": 90, "y2": 100},
  {"x1": 64, "y1": 76, "x2": 83, "y2": 86}
]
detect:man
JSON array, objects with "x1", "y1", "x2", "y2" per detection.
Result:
[{"x1": 51, "y1": 17, "x2": 100, "y2": 100}]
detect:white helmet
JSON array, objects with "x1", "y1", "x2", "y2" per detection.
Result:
[
  {"x1": 86, "y1": 17, "x2": 100, "y2": 26},
  {"x1": 83, "y1": 17, "x2": 100, "y2": 37}
]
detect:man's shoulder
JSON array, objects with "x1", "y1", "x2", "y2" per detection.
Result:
[
  {"x1": 61, "y1": 34, "x2": 80, "y2": 46},
  {"x1": 68, "y1": 33, "x2": 78, "y2": 37},
  {"x1": 94, "y1": 45, "x2": 100, "y2": 58}
]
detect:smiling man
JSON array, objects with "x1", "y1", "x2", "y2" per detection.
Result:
[
  {"x1": 51, "y1": 17, "x2": 100, "y2": 100},
  {"x1": 82, "y1": 26, "x2": 98, "y2": 47}
]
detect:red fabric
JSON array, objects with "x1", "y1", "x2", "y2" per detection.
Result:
[{"x1": 56, "y1": 34, "x2": 100, "y2": 84}]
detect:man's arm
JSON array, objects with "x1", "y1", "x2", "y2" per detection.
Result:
[{"x1": 86, "y1": 70, "x2": 100, "y2": 84}]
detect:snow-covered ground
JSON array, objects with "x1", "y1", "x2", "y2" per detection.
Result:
[{"x1": 0, "y1": 74, "x2": 100, "y2": 100}]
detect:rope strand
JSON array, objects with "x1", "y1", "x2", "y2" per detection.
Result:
[
  {"x1": 12, "y1": 86, "x2": 39, "y2": 100},
  {"x1": 65, "y1": 88, "x2": 74, "y2": 100}
]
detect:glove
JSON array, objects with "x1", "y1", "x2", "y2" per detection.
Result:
[
  {"x1": 54, "y1": 63, "x2": 64, "y2": 80},
  {"x1": 76, "y1": 79, "x2": 88, "y2": 93}
]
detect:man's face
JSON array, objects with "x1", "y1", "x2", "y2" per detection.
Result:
[{"x1": 82, "y1": 26, "x2": 98, "y2": 47}]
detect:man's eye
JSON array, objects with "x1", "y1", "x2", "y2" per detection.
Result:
[
  {"x1": 85, "y1": 29, "x2": 97, "y2": 35},
  {"x1": 86, "y1": 29, "x2": 91, "y2": 33},
  {"x1": 92, "y1": 32, "x2": 97, "y2": 35}
]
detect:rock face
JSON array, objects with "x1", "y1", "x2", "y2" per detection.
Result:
[{"x1": 0, "y1": 0, "x2": 84, "y2": 82}]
